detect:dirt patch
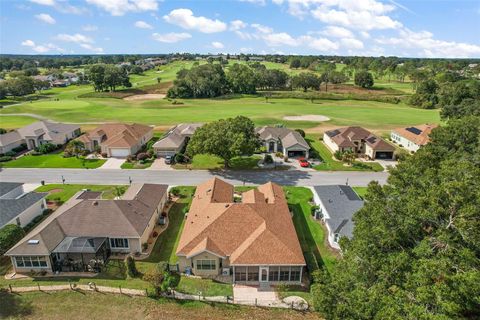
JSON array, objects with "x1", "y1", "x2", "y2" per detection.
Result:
[
  {"x1": 123, "y1": 94, "x2": 166, "y2": 101},
  {"x1": 48, "y1": 188, "x2": 63, "y2": 194},
  {"x1": 283, "y1": 115, "x2": 330, "y2": 122}
]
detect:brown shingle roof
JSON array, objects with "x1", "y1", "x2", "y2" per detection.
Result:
[
  {"x1": 79, "y1": 123, "x2": 152, "y2": 148},
  {"x1": 177, "y1": 178, "x2": 305, "y2": 266},
  {"x1": 365, "y1": 134, "x2": 395, "y2": 151},
  {"x1": 325, "y1": 126, "x2": 371, "y2": 147},
  {"x1": 393, "y1": 124, "x2": 438, "y2": 146}
]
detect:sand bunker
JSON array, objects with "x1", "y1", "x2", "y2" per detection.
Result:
[
  {"x1": 283, "y1": 115, "x2": 330, "y2": 122},
  {"x1": 123, "y1": 94, "x2": 166, "y2": 101}
]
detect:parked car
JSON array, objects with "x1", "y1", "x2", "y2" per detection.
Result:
[
  {"x1": 298, "y1": 158, "x2": 310, "y2": 168},
  {"x1": 164, "y1": 155, "x2": 174, "y2": 164}
]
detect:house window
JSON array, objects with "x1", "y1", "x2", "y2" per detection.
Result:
[
  {"x1": 279, "y1": 267, "x2": 290, "y2": 281},
  {"x1": 290, "y1": 267, "x2": 301, "y2": 281},
  {"x1": 333, "y1": 233, "x2": 340, "y2": 243},
  {"x1": 247, "y1": 266, "x2": 259, "y2": 281},
  {"x1": 196, "y1": 260, "x2": 216, "y2": 270},
  {"x1": 110, "y1": 238, "x2": 129, "y2": 249},
  {"x1": 14, "y1": 256, "x2": 48, "y2": 268},
  {"x1": 269, "y1": 266, "x2": 279, "y2": 281},
  {"x1": 235, "y1": 266, "x2": 247, "y2": 281},
  {"x1": 16, "y1": 217, "x2": 21, "y2": 226}
]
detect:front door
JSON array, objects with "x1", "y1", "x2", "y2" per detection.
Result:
[
  {"x1": 260, "y1": 266, "x2": 268, "y2": 282},
  {"x1": 268, "y1": 141, "x2": 275, "y2": 152}
]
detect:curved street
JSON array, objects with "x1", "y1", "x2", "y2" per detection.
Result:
[{"x1": 0, "y1": 168, "x2": 388, "y2": 187}]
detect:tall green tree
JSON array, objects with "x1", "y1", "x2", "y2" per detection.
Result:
[
  {"x1": 292, "y1": 72, "x2": 320, "y2": 92},
  {"x1": 354, "y1": 70, "x2": 374, "y2": 88},
  {"x1": 313, "y1": 116, "x2": 480, "y2": 320},
  {"x1": 227, "y1": 63, "x2": 257, "y2": 94},
  {"x1": 186, "y1": 116, "x2": 260, "y2": 167}
]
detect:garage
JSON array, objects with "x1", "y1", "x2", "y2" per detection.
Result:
[
  {"x1": 286, "y1": 149, "x2": 308, "y2": 158},
  {"x1": 375, "y1": 151, "x2": 394, "y2": 160},
  {"x1": 109, "y1": 148, "x2": 131, "y2": 158}
]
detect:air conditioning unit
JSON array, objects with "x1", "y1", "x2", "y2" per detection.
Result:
[{"x1": 222, "y1": 268, "x2": 230, "y2": 276}]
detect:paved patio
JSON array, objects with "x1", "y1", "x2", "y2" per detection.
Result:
[
  {"x1": 233, "y1": 284, "x2": 279, "y2": 305},
  {"x1": 99, "y1": 158, "x2": 125, "y2": 169}
]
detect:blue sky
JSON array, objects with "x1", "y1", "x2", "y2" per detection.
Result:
[{"x1": 1, "y1": 0, "x2": 479, "y2": 58}]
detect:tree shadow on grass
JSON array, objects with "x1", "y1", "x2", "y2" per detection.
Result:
[{"x1": 0, "y1": 291, "x2": 33, "y2": 319}]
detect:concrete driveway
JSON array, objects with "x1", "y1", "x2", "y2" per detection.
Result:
[
  {"x1": 147, "y1": 158, "x2": 173, "y2": 170},
  {"x1": 99, "y1": 158, "x2": 125, "y2": 169}
]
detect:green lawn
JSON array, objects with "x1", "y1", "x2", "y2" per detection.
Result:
[
  {"x1": 352, "y1": 187, "x2": 368, "y2": 199},
  {"x1": 0, "y1": 115, "x2": 38, "y2": 129},
  {"x1": 35, "y1": 184, "x2": 127, "y2": 202},
  {"x1": 0, "y1": 152, "x2": 106, "y2": 169},
  {"x1": 177, "y1": 276, "x2": 233, "y2": 297},
  {"x1": 173, "y1": 154, "x2": 261, "y2": 170},
  {"x1": 0, "y1": 291, "x2": 320, "y2": 320},
  {"x1": 284, "y1": 187, "x2": 338, "y2": 273},
  {"x1": 307, "y1": 135, "x2": 385, "y2": 172}
]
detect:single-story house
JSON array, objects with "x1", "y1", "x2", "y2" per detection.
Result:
[
  {"x1": 391, "y1": 124, "x2": 438, "y2": 153},
  {"x1": 0, "y1": 121, "x2": 81, "y2": 153},
  {"x1": 153, "y1": 123, "x2": 202, "y2": 158},
  {"x1": 78, "y1": 123, "x2": 153, "y2": 157},
  {"x1": 312, "y1": 185, "x2": 364, "y2": 250},
  {"x1": 256, "y1": 126, "x2": 310, "y2": 158},
  {"x1": 5, "y1": 183, "x2": 168, "y2": 274},
  {"x1": 324, "y1": 126, "x2": 395, "y2": 160},
  {"x1": 0, "y1": 182, "x2": 47, "y2": 229},
  {"x1": 176, "y1": 177, "x2": 306, "y2": 284}
]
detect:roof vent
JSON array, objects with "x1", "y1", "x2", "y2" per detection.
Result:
[
  {"x1": 329, "y1": 199, "x2": 333, "y2": 203},
  {"x1": 28, "y1": 240, "x2": 40, "y2": 245},
  {"x1": 93, "y1": 201, "x2": 98, "y2": 206},
  {"x1": 225, "y1": 204, "x2": 229, "y2": 207},
  {"x1": 207, "y1": 216, "x2": 209, "y2": 219},
  {"x1": 206, "y1": 188, "x2": 212, "y2": 193}
]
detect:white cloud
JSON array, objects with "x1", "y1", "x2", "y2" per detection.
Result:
[
  {"x1": 360, "y1": 31, "x2": 370, "y2": 39},
  {"x1": 239, "y1": 0, "x2": 266, "y2": 5},
  {"x1": 239, "y1": 47, "x2": 252, "y2": 53},
  {"x1": 251, "y1": 23, "x2": 273, "y2": 34},
  {"x1": 152, "y1": 32, "x2": 191, "y2": 43},
  {"x1": 21, "y1": 39, "x2": 36, "y2": 47},
  {"x1": 29, "y1": 0, "x2": 54, "y2": 5},
  {"x1": 163, "y1": 8, "x2": 227, "y2": 33},
  {"x1": 320, "y1": 26, "x2": 353, "y2": 38},
  {"x1": 230, "y1": 20, "x2": 247, "y2": 31},
  {"x1": 134, "y1": 20, "x2": 153, "y2": 29},
  {"x1": 211, "y1": 41, "x2": 224, "y2": 49},
  {"x1": 376, "y1": 28, "x2": 480, "y2": 58},
  {"x1": 35, "y1": 13, "x2": 56, "y2": 24},
  {"x1": 55, "y1": 33, "x2": 93, "y2": 43},
  {"x1": 312, "y1": 7, "x2": 402, "y2": 30},
  {"x1": 86, "y1": 0, "x2": 158, "y2": 16},
  {"x1": 340, "y1": 37, "x2": 364, "y2": 49},
  {"x1": 82, "y1": 24, "x2": 98, "y2": 32},
  {"x1": 80, "y1": 43, "x2": 104, "y2": 53},
  {"x1": 262, "y1": 32, "x2": 299, "y2": 46},
  {"x1": 302, "y1": 36, "x2": 339, "y2": 51}
]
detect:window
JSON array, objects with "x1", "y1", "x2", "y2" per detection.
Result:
[
  {"x1": 110, "y1": 238, "x2": 129, "y2": 249},
  {"x1": 279, "y1": 267, "x2": 290, "y2": 281},
  {"x1": 269, "y1": 266, "x2": 279, "y2": 281},
  {"x1": 235, "y1": 266, "x2": 247, "y2": 281},
  {"x1": 290, "y1": 267, "x2": 301, "y2": 282},
  {"x1": 196, "y1": 260, "x2": 216, "y2": 270},
  {"x1": 14, "y1": 256, "x2": 47, "y2": 268},
  {"x1": 247, "y1": 266, "x2": 259, "y2": 281},
  {"x1": 333, "y1": 233, "x2": 340, "y2": 243}
]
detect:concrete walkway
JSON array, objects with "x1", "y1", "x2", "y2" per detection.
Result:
[
  {"x1": 99, "y1": 158, "x2": 125, "y2": 169},
  {"x1": 8, "y1": 283, "x2": 146, "y2": 296}
]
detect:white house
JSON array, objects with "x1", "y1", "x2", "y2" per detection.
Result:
[
  {"x1": 391, "y1": 124, "x2": 438, "y2": 153},
  {"x1": 312, "y1": 185, "x2": 364, "y2": 250},
  {"x1": 0, "y1": 182, "x2": 48, "y2": 229}
]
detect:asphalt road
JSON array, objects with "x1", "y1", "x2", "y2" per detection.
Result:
[{"x1": 0, "y1": 168, "x2": 388, "y2": 187}]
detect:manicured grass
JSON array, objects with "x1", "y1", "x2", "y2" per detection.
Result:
[
  {"x1": 120, "y1": 159, "x2": 154, "y2": 169},
  {"x1": 352, "y1": 187, "x2": 368, "y2": 199},
  {"x1": 34, "y1": 184, "x2": 127, "y2": 202},
  {"x1": 0, "y1": 291, "x2": 320, "y2": 320},
  {"x1": 284, "y1": 187, "x2": 338, "y2": 273},
  {"x1": 177, "y1": 276, "x2": 233, "y2": 297},
  {"x1": 173, "y1": 154, "x2": 261, "y2": 170},
  {"x1": 0, "y1": 152, "x2": 106, "y2": 169},
  {"x1": 0, "y1": 115, "x2": 38, "y2": 129},
  {"x1": 307, "y1": 135, "x2": 385, "y2": 172}
]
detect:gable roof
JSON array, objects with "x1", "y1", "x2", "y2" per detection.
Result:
[
  {"x1": 153, "y1": 123, "x2": 202, "y2": 150},
  {"x1": 79, "y1": 123, "x2": 152, "y2": 148},
  {"x1": 0, "y1": 182, "x2": 23, "y2": 197},
  {"x1": 0, "y1": 131, "x2": 23, "y2": 147},
  {"x1": 6, "y1": 183, "x2": 168, "y2": 256},
  {"x1": 365, "y1": 135, "x2": 395, "y2": 151},
  {"x1": 313, "y1": 185, "x2": 364, "y2": 239},
  {"x1": 16, "y1": 121, "x2": 79, "y2": 141},
  {"x1": 0, "y1": 191, "x2": 47, "y2": 228},
  {"x1": 393, "y1": 124, "x2": 438, "y2": 146},
  {"x1": 177, "y1": 177, "x2": 305, "y2": 266},
  {"x1": 325, "y1": 126, "x2": 394, "y2": 151},
  {"x1": 256, "y1": 126, "x2": 309, "y2": 149}
]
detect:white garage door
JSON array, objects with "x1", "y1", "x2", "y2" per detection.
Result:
[{"x1": 110, "y1": 148, "x2": 130, "y2": 157}]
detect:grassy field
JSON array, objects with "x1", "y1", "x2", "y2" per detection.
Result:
[
  {"x1": 0, "y1": 291, "x2": 322, "y2": 320},
  {"x1": 0, "y1": 116, "x2": 38, "y2": 129},
  {"x1": 173, "y1": 154, "x2": 262, "y2": 170},
  {"x1": 0, "y1": 152, "x2": 106, "y2": 169},
  {"x1": 307, "y1": 135, "x2": 385, "y2": 172},
  {"x1": 35, "y1": 184, "x2": 127, "y2": 202}
]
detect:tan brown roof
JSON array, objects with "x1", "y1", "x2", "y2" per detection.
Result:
[
  {"x1": 79, "y1": 123, "x2": 152, "y2": 148},
  {"x1": 6, "y1": 183, "x2": 168, "y2": 256},
  {"x1": 177, "y1": 178, "x2": 305, "y2": 266},
  {"x1": 393, "y1": 124, "x2": 438, "y2": 146},
  {"x1": 325, "y1": 126, "x2": 371, "y2": 147},
  {"x1": 365, "y1": 134, "x2": 395, "y2": 151}
]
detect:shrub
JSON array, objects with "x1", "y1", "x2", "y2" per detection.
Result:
[
  {"x1": 0, "y1": 224, "x2": 26, "y2": 255},
  {"x1": 137, "y1": 152, "x2": 148, "y2": 161},
  {"x1": 264, "y1": 154, "x2": 274, "y2": 164},
  {"x1": 5, "y1": 151, "x2": 16, "y2": 157},
  {"x1": 126, "y1": 155, "x2": 135, "y2": 162},
  {"x1": 275, "y1": 152, "x2": 284, "y2": 158},
  {"x1": 35, "y1": 142, "x2": 57, "y2": 154},
  {"x1": 170, "y1": 187, "x2": 180, "y2": 196},
  {"x1": 256, "y1": 146, "x2": 267, "y2": 154},
  {"x1": 125, "y1": 255, "x2": 139, "y2": 278},
  {"x1": 152, "y1": 231, "x2": 158, "y2": 237},
  {"x1": 101, "y1": 152, "x2": 108, "y2": 158},
  {"x1": 12, "y1": 143, "x2": 27, "y2": 153},
  {"x1": 0, "y1": 156, "x2": 12, "y2": 162},
  {"x1": 295, "y1": 129, "x2": 306, "y2": 138},
  {"x1": 334, "y1": 150, "x2": 343, "y2": 160},
  {"x1": 142, "y1": 242, "x2": 148, "y2": 251}
]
